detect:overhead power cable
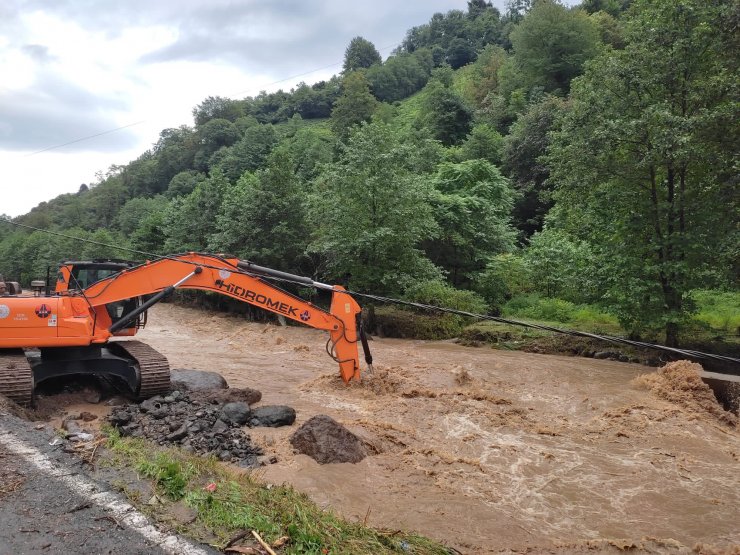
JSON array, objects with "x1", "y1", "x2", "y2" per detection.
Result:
[
  {"x1": 23, "y1": 121, "x2": 147, "y2": 158},
  {"x1": 20, "y1": 43, "x2": 398, "y2": 158},
  {"x1": 2, "y1": 216, "x2": 737, "y2": 368}
]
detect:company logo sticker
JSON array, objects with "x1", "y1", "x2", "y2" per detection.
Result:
[
  {"x1": 35, "y1": 304, "x2": 52, "y2": 318},
  {"x1": 0, "y1": 304, "x2": 9, "y2": 319},
  {"x1": 300, "y1": 310, "x2": 311, "y2": 322}
]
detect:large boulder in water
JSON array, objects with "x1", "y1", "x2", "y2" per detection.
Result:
[
  {"x1": 290, "y1": 415, "x2": 366, "y2": 464},
  {"x1": 249, "y1": 406, "x2": 296, "y2": 428},
  {"x1": 220, "y1": 402, "x2": 251, "y2": 425},
  {"x1": 191, "y1": 387, "x2": 262, "y2": 406},
  {"x1": 170, "y1": 369, "x2": 228, "y2": 391}
]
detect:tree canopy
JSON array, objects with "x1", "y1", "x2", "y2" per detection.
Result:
[{"x1": 2, "y1": 0, "x2": 736, "y2": 348}]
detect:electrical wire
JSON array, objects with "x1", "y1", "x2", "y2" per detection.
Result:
[
  {"x1": 23, "y1": 121, "x2": 147, "y2": 158},
  {"x1": 20, "y1": 43, "x2": 399, "y2": 158},
  {"x1": 1, "y1": 215, "x2": 737, "y2": 368}
]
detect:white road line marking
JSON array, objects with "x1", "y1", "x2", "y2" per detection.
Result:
[{"x1": 0, "y1": 427, "x2": 211, "y2": 555}]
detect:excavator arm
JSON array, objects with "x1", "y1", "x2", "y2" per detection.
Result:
[{"x1": 74, "y1": 253, "x2": 368, "y2": 383}]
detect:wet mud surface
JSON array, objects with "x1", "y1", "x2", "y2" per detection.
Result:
[
  {"x1": 12, "y1": 303, "x2": 738, "y2": 553},
  {"x1": 130, "y1": 304, "x2": 740, "y2": 554}
]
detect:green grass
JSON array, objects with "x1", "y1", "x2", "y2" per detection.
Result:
[
  {"x1": 692, "y1": 289, "x2": 740, "y2": 334},
  {"x1": 103, "y1": 428, "x2": 449, "y2": 554},
  {"x1": 502, "y1": 294, "x2": 622, "y2": 334}
]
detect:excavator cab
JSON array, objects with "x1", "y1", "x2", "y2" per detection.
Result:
[
  {"x1": 55, "y1": 260, "x2": 146, "y2": 333},
  {"x1": 55, "y1": 259, "x2": 134, "y2": 292}
]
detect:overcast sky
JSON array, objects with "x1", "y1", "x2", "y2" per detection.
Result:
[{"x1": 0, "y1": 0, "x2": 516, "y2": 217}]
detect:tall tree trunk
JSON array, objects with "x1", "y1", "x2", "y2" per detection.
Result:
[{"x1": 665, "y1": 321, "x2": 679, "y2": 348}]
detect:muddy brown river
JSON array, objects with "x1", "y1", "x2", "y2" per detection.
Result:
[{"x1": 135, "y1": 304, "x2": 738, "y2": 554}]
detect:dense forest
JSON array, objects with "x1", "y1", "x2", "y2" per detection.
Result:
[{"x1": 1, "y1": 0, "x2": 737, "y2": 347}]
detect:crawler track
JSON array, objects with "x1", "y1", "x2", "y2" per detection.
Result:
[
  {"x1": 114, "y1": 341, "x2": 170, "y2": 399},
  {"x1": 0, "y1": 350, "x2": 34, "y2": 406}
]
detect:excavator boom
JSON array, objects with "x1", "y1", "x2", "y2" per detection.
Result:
[{"x1": 0, "y1": 253, "x2": 370, "y2": 405}]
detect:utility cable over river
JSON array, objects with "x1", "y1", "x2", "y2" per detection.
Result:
[{"x1": 1, "y1": 217, "x2": 738, "y2": 389}]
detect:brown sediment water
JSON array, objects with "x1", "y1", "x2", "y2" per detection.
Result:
[
  {"x1": 135, "y1": 304, "x2": 740, "y2": 554},
  {"x1": 633, "y1": 360, "x2": 738, "y2": 427}
]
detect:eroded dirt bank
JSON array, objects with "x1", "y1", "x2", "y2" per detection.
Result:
[{"x1": 135, "y1": 304, "x2": 740, "y2": 553}]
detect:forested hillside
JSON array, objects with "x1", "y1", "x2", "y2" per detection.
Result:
[{"x1": 1, "y1": 0, "x2": 737, "y2": 347}]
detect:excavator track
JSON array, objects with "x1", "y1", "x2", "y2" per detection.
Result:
[
  {"x1": 114, "y1": 341, "x2": 170, "y2": 399},
  {"x1": 0, "y1": 350, "x2": 34, "y2": 406}
]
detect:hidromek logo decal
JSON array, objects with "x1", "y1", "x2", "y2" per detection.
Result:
[{"x1": 215, "y1": 280, "x2": 301, "y2": 318}]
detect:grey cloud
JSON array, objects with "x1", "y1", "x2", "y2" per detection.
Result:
[
  {"x1": 137, "y1": 0, "x2": 469, "y2": 76},
  {"x1": 0, "y1": 72, "x2": 137, "y2": 152},
  {"x1": 21, "y1": 44, "x2": 55, "y2": 63},
  {"x1": 22, "y1": 0, "x2": 471, "y2": 77}
]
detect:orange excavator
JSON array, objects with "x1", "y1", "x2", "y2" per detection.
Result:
[{"x1": 0, "y1": 253, "x2": 373, "y2": 406}]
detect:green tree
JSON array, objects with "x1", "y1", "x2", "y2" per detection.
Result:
[
  {"x1": 310, "y1": 122, "x2": 440, "y2": 292},
  {"x1": 509, "y1": 0, "x2": 600, "y2": 94},
  {"x1": 212, "y1": 124, "x2": 279, "y2": 182},
  {"x1": 425, "y1": 160, "x2": 517, "y2": 287},
  {"x1": 419, "y1": 72, "x2": 473, "y2": 146},
  {"x1": 459, "y1": 45, "x2": 507, "y2": 107},
  {"x1": 192, "y1": 96, "x2": 245, "y2": 125},
  {"x1": 460, "y1": 123, "x2": 505, "y2": 165},
  {"x1": 330, "y1": 72, "x2": 379, "y2": 140},
  {"x1": 446, "y1": 37, "x2": 476, "y2": 69},
  {"x1": 163, "y1": 170, "x2": 229, "y2": 252},
  {"x1": 590, "y1": 10, "x2": 626, "y2": 49},
  {"x1": 343, "y1": 37, "x2": 382, "y2": 73},
  {"x1": 166, "y1": 170, "x2": 206, "y2": 199},
  {"x1": 209, "y1": 149, "x2": 309, "y2": 272},
  {"x1": 365, "y1": 50, "x2": 434, "y2": 102},
  {"x1": 114, "y1": 196, "x2": 168, "y2": 235},
  {"x1": 580, "y1": 0, "x2": 631, "y2": 17},
  {"x1": 474, "y1": 253, "x2": 533, "y2": 311},
  {"x1": 522, "y1": 228, "x2": 593, "y2": 301},
  {"x1": 548, "y1": 0, "x2": 738, "y2": 345},
  {"x1": 502, "y1": 96, "x2": 564, "y2": 237},
  {"x1": 279, "y1": 126, "x2": 337, "y2": 183}
]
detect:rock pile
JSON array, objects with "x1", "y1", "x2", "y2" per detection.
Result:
[{"x1": 108, "y1": 388, "x2": 296, "y2": 467}]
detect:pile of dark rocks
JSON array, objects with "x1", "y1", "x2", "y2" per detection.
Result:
[{"x1": 108, "y1": 388, "x2": 296, "y2": 467}]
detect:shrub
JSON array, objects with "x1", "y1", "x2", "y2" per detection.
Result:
[
  {"x1": 474, "y1": 254, "x2": 533, "y2": 312},
  {"x1": 503, "y1": 294, "x2": 576, "y2": 322},
  {"x1": 367, "y1": 281, "x2": 488, "y2": 340},
  {"x1": 403, "y1": 280, "x2": 488, "y2": 314},
  {"x1": 370, "y1": 306, "x2": 465, "y2": 340}
]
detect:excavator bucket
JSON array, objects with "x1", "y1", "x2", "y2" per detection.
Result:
[{"x1": 329, "y1": 287, "x2": 363, "y2": 382}]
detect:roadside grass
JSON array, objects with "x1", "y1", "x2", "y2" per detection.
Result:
[{"x1": 103, "y1": 428, "x2": 449, "y2": 554}]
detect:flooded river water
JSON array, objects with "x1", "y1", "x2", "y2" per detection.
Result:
[{"x1": 137, "y1": 304, "x2": 739, "y2": 553}]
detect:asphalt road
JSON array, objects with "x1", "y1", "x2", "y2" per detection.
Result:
[{"x1": 0, "y1": 410, "x2": 217, "y2": 555}]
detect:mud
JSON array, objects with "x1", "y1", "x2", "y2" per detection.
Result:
[
  {"x1": 633, "y1": 360, "x2": 738, "y2": 427},
  {"x1": 12, "y1": 303, "x2": 738, "y2": 553},
  {"x1": 0, "y1": 394, "x2": 31, "y2": 420}
]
